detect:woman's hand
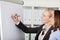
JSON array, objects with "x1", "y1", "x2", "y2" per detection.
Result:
[{"x1": 11, "y1": 13, "x2": 20, "y2": 24}]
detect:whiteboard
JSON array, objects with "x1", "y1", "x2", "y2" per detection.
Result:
[
  {"x1": 1, "y1": 1, "x2": 25, "y2": 40},
  {"x1": 0, "y1": 2, "x2": 1, "y2": 40}
]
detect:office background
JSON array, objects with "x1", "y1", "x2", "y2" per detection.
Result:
[{"x1": 0, "y1": 0, "x2": 60, "y2": 40}]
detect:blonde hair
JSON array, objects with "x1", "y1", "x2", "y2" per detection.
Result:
[{"x1": 45, "y1": 8, "x2": 54, "y2": 17}]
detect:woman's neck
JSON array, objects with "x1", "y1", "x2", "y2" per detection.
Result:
[{"x1": 44, "y1": 22, "x2": 51, "y2": 28}]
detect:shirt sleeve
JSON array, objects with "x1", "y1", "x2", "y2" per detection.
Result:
[
  {"x1": 15, "y1": 21, "x2": 43, "y2": 33},
  {"x1": 49, "y1": 33, "x2": 56, "y2": 40}
]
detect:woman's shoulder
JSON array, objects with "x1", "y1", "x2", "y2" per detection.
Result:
[
  {"x1": 51, "y1": 29, "x2": 60, "y2": 37},
  {"x1": 49, "y1": 29, "x2": 60, "y2": 40}
]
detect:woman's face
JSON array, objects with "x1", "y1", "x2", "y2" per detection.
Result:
[{"x1": 41, "y1": 10, "x2": 51, "y2": 24}]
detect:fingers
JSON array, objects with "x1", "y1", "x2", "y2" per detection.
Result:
[
  {"x1": 11, "y1": 13, "x2": 19, "y2": 19},
  {"x1": 11, "y1": 13, "x2": 20, "y2": 23}
]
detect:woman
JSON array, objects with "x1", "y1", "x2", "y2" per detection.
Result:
[
  {"x1": 49, "y1": 10, "x2": 60, "y2": 40},
  {"x1": 11, "y1": 8, "x2": 54, "y2": 40}
]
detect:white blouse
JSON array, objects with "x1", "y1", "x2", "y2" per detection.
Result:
[{"x1": 38, "y1": 25, "x2": 52, "y2": 40}]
